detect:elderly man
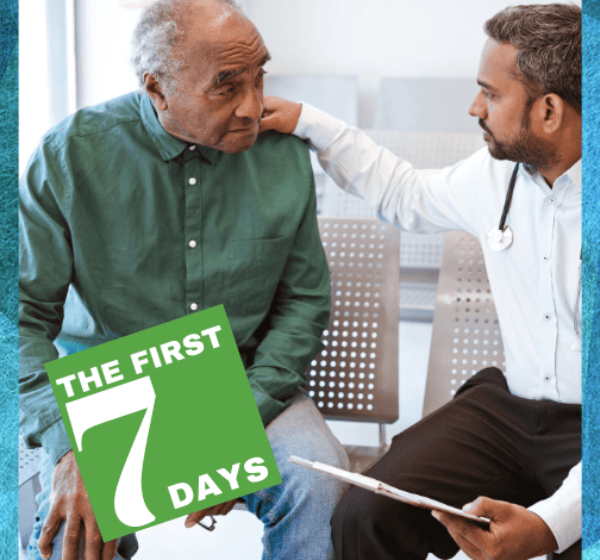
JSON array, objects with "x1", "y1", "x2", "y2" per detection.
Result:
[
  {"x1": 19, "y1": 1, "x2": 348, "y2": 559},
  {"x1": 261, "y1": 4, "x2": 582, "y2": 560}
]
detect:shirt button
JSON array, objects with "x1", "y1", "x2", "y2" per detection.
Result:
[
  {"x1": 543, "y1": 255, "x2": 549, "y2": 262},
  {"x1": 189, "y1": 177, "x2": 197, "y2": 185},
  {"x1": 189, "y1": 240, "x2": 197, "y2": 248},
  {"x1": 189, "y1": 145, "x2": 196, "y2": 151},
  {"x1": 544, "y1": 375, "x2": 551, "y2": 381},
  {"x1": 544, "y1": 314, "x2": 551, "y2": 321},
  {"x1": 549, "y1": 197, "x2": 556, "y2": 203},
  {"x1": 190, "y1": 303, "x2": 198, "y2": 311}
]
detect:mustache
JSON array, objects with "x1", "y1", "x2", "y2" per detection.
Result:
[{"x1": 478, "y1": 119, "x2": 493, "y2": 136}]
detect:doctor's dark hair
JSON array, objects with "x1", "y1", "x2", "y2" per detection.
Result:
[
  {"x1": 485, "y1": 4, "x2": 581, "y2": 114},
  {"x1": 131, "y1": 0, "x2": 242, "y2": 95}
]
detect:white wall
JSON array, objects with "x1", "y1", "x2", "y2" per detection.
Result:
[
  {"x1": 19, "y1": 0, "x2": 49, "y2": 172},
  {"x1": 74, "y1": 0, "x2": 579, "y2": 126}
]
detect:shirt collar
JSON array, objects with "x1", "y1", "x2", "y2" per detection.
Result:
[
  {"x1": 563, "y1": 159, "x2": 581, "y2": 190},
  {"x1": 520, "y1": 158, "x2": 582, "y2": 191},
  {"x1": 140, "y1": 92, "x2": 219, "y2": 165}
]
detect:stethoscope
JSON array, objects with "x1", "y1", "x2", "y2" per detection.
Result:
[
  {"x1": 486, "y1": 163, "x2": 519, "y2": 252},
  {"x1": 486, "y1": 162, "x2": 583, "y2": 352}
]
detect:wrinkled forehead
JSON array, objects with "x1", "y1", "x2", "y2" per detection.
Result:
[{"x1": 173, "y1": 5, "x2": 267, "y2": 69}]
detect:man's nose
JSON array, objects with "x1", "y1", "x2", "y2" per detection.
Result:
[
  {"x1": 235, "y1": 86, "x2": 263, "y2": 122},
  {"x1": 469, "y1": 90, "x2": 486, "y2": 119}
]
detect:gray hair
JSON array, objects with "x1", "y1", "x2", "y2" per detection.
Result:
[
  {"x1": 131, "y1": 0, "x2": 242, "y2": 95},
  {"x1": 485, "y1": 4, "x2": 581, "y2": 114}
]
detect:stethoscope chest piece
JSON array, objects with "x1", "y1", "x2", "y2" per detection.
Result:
[{"x1": 486, "y1": 226, "x2": 513, "y2": 252}]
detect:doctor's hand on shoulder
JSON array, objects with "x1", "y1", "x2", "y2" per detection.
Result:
[
  {"x1": 38, "y1": 450, "x2": 118, "y2": 560},
  {"x1": 432, "y1": 496, "x2": 558, "y2": 560},
  {"x1": 260, "y1": 97, "x2": 302, "y2": 135}
]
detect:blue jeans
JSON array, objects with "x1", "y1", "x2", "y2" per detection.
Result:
[{"x1": 28, "y1": 393, "x2": 349, "y2": 560}]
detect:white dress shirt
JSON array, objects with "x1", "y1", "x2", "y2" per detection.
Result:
[{"x1": 294, "y1": 103, "x2": 581, "y2": 552}]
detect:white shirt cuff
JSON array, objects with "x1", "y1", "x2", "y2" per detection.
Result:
[
  {"x1": 528, "y1": 462, "x2": 581, "y2": 553},
  {"x1": 293, "y1": 103, "x2": 348, "y2": 152}
]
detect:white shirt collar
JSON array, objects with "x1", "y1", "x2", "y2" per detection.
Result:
[
  {"x1": 521, "y1": 159, "x2": 581, "y2": 191},
  {"x1": 563, "y1": 159, "x2": 581, "y2": 190}
]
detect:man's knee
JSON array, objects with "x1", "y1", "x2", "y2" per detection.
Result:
[
  {"x1": 281, "y1": 443, "x2": 349, "y2": 511},
  {"x1": 331, "y1": 486, "x2": 458, "y2": 560}
]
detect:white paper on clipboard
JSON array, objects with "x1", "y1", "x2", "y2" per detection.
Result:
[{"x1": 289, "y1": 456, "x2": 490, "y2": 529}]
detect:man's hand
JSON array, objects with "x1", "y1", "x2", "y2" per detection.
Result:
[
  {"x1": 184, "y1": 499, "x2": 238, "y2": 528},
  {"x1": 38, "y1": 450, "x2": 117, "y2": 560},
  {"x1": 432, "y1": 496, "x2": 558, "y2": 560},
  {"x1": 260, "y1": 97, "x2": 303, "y2": 134}
]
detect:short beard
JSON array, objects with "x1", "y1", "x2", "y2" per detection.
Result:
[{"x1": 479, "y1": 107, "x2": 558, "y2": 173}]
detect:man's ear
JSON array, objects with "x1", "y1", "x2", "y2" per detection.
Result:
[
  {"x1": 534, "y1": 93, "x2": 565, "y2": 135},
  {"x1": 144, "y1": 72, "x2": 168, "y2": 111}
]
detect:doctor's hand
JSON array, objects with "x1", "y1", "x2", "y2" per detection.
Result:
[
  {"x1": 184, "y1": 499, "x2": 237, "y2": 528},
  {"x1": 260, "y1": 97, "x2": 302, "y2": 134},
  {"x1": 432, "y1": 496, "x2": 558, "y2": 560},
  {"x1": 37, "y1": 450, "x2": 118, "y2": 560}
]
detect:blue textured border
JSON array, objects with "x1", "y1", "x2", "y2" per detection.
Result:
[
  {"x1": 0, "y1": 0, "x2": 18, "y2": 557},
  {"x1": 0, "y1": 3, "x2": 596, "y2": 558},
  {"x1": 583, "y1": 3, "x2": 600, "y2": 557}
]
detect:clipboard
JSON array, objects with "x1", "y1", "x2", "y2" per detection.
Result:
[{"x1": 289, "y1": 456, "x2": 490, "y2": 529}]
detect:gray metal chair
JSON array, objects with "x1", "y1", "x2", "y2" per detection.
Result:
[
  {"x1": 422, "y1": 230, "x2": 505, "y2": 416},
  {"x1": 309, "y1": 217, "x2": 400, "y2": 472}
]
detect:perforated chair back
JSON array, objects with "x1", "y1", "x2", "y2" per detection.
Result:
[
  {"x1": 422, "y1": 231, "x2": 506, "y2": 417},
  {"x1": 307, "y1": 217, "x2": 400, "y2": 423},
  {"x1": 375, "y1": 78, "x2": 481, "y2": 134},
  {"x1": 320, "y1": 130, "x2": 485, "y2": 270}
]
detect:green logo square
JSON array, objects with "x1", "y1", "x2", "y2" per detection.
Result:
[{"x1": 45, "y1": 304, "x2": 281, "y2": 541}]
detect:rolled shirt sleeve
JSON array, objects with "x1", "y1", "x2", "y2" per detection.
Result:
[{"x1": 294, "y1": 103, "x2": 482, "y2": 236}]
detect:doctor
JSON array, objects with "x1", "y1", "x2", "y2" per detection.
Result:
[{"x1": 260, "y1": 4, "x2": 581, "y2": 560}]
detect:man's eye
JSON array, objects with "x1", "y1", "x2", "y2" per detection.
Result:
[
  {"x1": 256, "y1": 70, "x2": 267, "y2": 84},
  {"x1": 485, "y1": 92, "x2": 494, "y2": 100},
  {"x1": 218, "y1": 86, "x2": 234, "y2": 95}
]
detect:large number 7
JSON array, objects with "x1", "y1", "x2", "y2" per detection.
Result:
[{"x1": 66, "y1": 376, "x2": 157, "y2": 527}]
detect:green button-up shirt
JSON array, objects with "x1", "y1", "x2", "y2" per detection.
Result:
[{"x1": 19, "y1": 91, "x2": 330, "y2": 465}]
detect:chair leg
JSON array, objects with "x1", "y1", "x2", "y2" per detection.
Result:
[{"x1": 378, "y1": 423, "x2": 389, "y2": 454}]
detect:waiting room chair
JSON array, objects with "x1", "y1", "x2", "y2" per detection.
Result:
[
  {"x1": 422, "y1": 231, "x2": 505, "y2": 416},
  {"x1": 308, "y1": 217, "x2": 400, "y2": 472}
]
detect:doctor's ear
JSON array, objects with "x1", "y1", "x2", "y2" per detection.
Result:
[
  {"x1": 533, "y1": 93, "x2": 565, "y2": 134},
  {"x1": 144, "y1": 72, "x2": 168, "y2": 111}
]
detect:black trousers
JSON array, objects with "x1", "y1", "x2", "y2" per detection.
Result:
[{"x1": 331, "y1": 368, "x2": 581, "y2": 560}]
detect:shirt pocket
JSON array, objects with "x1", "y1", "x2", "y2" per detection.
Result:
[{"x1": 226, "y1": 235, "x2": 295, "y2": 318}]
